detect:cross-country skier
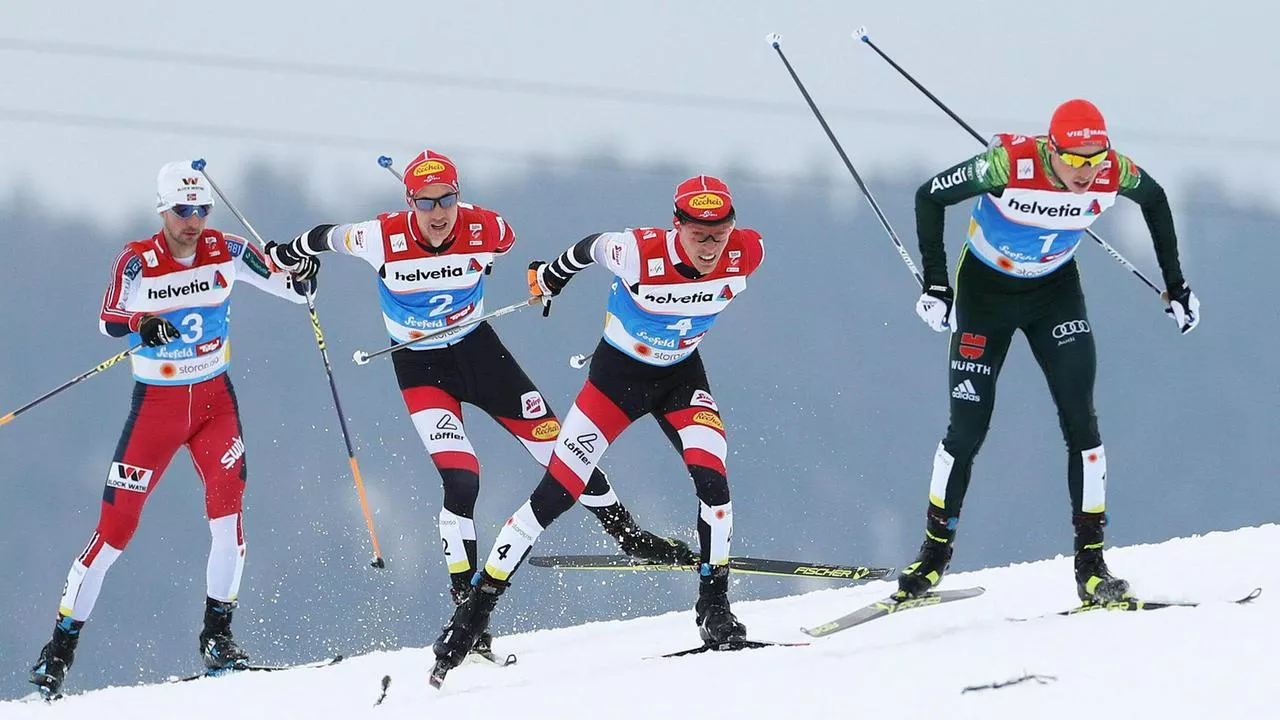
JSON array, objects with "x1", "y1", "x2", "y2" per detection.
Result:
[
  {"x1": 29, "y1": 162, "x2": 320, "y2": 698},
  {"x1": 430, "y1": 175, "x2": 765, "y2": 677},
  {"x1": 263, "y1": 150, "x2": 692, "y2": 655},
  {"x1": 897, "y1": 99, "x2": 1198, "y2": 605}
]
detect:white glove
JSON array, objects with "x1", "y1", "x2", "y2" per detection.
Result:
[
  {"x1": 915, "y1": 284, "x2": 955, "y2": 333},
  {"x1": 1163, "y1": 283, "x2": 1200, "y2": 335}
]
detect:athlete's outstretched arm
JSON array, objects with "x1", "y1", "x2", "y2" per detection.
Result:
[
  {"x1": 1114, "y1": 156, "x2": 1186, "y2": 290},
  {"x1": 227, "y1": 234, "x2": 309, "y2": 304},
  {"x1": 916, "y1": 145, "x2": 1010, "y2": 286}
]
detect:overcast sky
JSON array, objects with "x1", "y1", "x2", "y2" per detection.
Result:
[{"x1": 1, "y1": 1, "x2": 1275, "y2": 226}]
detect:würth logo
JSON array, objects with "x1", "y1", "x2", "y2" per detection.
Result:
[{"x1": 958, "y1": 332, "x2": 986, "y2": 360}]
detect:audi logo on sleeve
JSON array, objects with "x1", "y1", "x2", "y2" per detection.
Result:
[{"x1": 1052, "y1": 320, "x2": 1091, "y2": 339}]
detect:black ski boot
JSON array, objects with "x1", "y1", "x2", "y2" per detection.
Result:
[
  {"x1": 199, "y1": 598, "x2": 250, "y2": 670},
  {"x1": 1074, "y1": 513, "x2": 1131, "y2": 604},
  {"x1": 593, "y1": 503, "x2": 697, "y2": 565},
  {"x1": 450, "y1": 572, "x2": 493, "y2": 655},
  {"x1": 695, "y1": 563, "x2": 747, "y2": 644},
  {"x1": 30, "y1": 616, "x2": 83, "y2": 699},
  {"x1": 896, "y1": 509, "x2": 956, "y2": 600},
  {"x1": 434, "y1": 574, "x2": 507, "y2": 671}
]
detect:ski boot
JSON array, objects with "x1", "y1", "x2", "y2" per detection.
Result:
[
  {"x1": 450, "y1": 571, "x2": 493, "y2": 656},
  {"x1": 695, "y1": 563, "x2": 747, "y2": 645},
  {"x1": 594, "y1": 503, "x2": 697, "y2": 565},
  {"x1": 30, "y1": 616, "x2": 83, "y2": 700},
  {"x1": 434, "y1": 574, "x2": 507, "y2": 671},
  {"x1": 199, "y1": 597, "x2": 250, "y2": 670},
  {"x1": 1074, "y1": 513, "x2": 1131, "y2": 604},
  {"x1": 895, "y1": 509, "x2": 956, "y2": 600}
]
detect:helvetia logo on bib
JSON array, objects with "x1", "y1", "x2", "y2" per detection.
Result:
[
  {"x1": 1086, "y1": 199, "x2": 1102, "y2": 216},
  {"x1": 467, "y1": 258, "x2": 485, "y2": 274},
  {"x1": 718, "y1": 285, "x2": 734, "y2": 301}
]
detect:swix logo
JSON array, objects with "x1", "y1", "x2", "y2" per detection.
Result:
[
  {"x1": 562, "y1": 432, "x2": 599, "y2": 465},
  {"x1": 717, "y1": 285, "x2": 734, "y2": 301},
  {"x1": 393, "y1": 266, "x2": 463, "y2": 282},
  {"x1": 958, "y1": 332, "x2": 986, "y2": 360},
  {"x1": 1007, "y1": 198, "x2": 1083, "y2": 217},
  {"x1": 147, "y1": 279, "x2": 211, "y2": 300},
  {"x1": 107, "y1": 462, "x2": 153, "y2": 493},
  {"x1": 1085, "y1": 199, "x2": 1102, "y2": 216},
  {"x1": 220, "y1": 436, "x2": 245, "y2": 469},
  {"x1": 644, "y1": 290, "x2": 714, "y2": 304},
  {"x1": 466, "y1": 258, "x2": 485, "y2": 274}
]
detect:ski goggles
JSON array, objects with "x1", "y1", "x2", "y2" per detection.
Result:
[
  {"x1": 171, "y1": 204, "x2": 212, "y2": 218},
  {"x1": 410, "y1": 192, "x2": 460, "y2": 211},
  {"x1": 1052, "y1": 144, "x2": 1110, "y2": 169}
]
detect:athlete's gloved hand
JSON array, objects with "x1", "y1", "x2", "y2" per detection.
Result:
[
  {"x1": 527, "y1": 261, "x2": 568, "y2": 298},
  {"x1": 263, "y1": 240, "x2": 307, "y2": 275},
  {"x1": 915, "y1": 284, "x2": 955, "y2": 333},
  {"x1": 291, "y1": 266, "x2": 319, "y2": 298},
  {"x1": 1163, "y1": 282, "x2": 1200, "y2": 334},
  {"x1": 138, "y1": 315, "x2": 180, "y2": 347}
]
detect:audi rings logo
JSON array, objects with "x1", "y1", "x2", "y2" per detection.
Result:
[{"x1": 1052, "y1": 320, "x2": 1091, "y2": 339}]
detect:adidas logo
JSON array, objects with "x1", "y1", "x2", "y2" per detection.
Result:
[{"x1": 952, "y1": 379, "x2": 981, "y2": 402}]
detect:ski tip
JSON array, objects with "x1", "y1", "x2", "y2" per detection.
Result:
[
  {"x1": 854, "y1": 26, "x2": 870, "y2": 42},
  {"x1": 765, "y1": 32, "x2": 781, "y2": 49},
  {"x1": 1241, "y1": 587, "x2": 1263, "y2": 602},
  {"x1": 377, "y1": 155, "x2": 393, "y2": 168}
]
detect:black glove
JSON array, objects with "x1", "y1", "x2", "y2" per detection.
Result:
[
  {"x1": 138, "y1": 315, "x2": 180, "y2": 347},
  {"x1": 291, "y1": 256, "x2": 320, "y2": 297},
  {"x1": 264, "y1": 240, "x2": 305, "y2": 274},
  {"x1": 293, "y1": 255, "x2": 320, "y2": 283},
  {"x1": 527, "y1": 260, "x2": 569, "y2": 298}
]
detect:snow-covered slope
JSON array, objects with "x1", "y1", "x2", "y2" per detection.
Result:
[{"x1": 4, "y1": 525, "x2": 1272, "y2": 720}]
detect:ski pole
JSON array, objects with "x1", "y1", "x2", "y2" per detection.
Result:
[
  {"x1": 352, "y1": 296, "x2": 543, "y2": 365},
  {"x1": 0, "y1": 343, "x2": 143, "y2": 428},
  {"x1": 192, "y1": 159, "x2": 387, "y2": 569},
  {"x1": 854, "y1": 28, "x2": 1162, "y2": 297},
  {"x1": 766, "y1": 33, "x2": 923, "y2": 287}
]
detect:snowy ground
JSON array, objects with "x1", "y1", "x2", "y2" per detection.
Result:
[{"x1": 3, "y1": 525, "x2": 1271, "y2": 720}]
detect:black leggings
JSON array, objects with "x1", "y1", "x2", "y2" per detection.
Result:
[{"x1": 936, "y1": 251, "x2": 1103, "y2": 517}]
